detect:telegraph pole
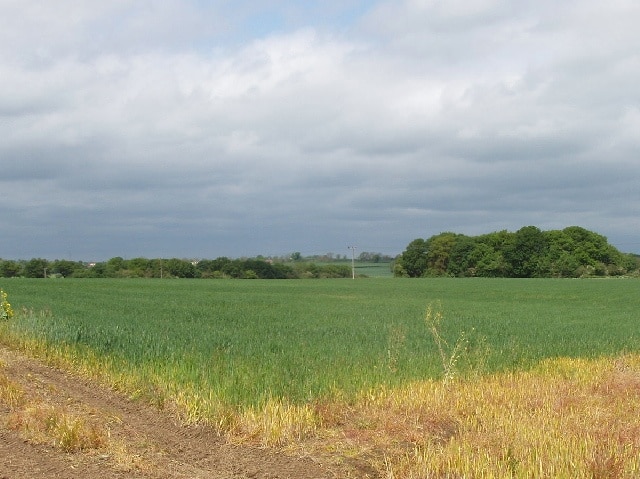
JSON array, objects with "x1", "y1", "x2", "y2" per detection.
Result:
[{"x1": 348, "y1": 245, "x2": 357, "y2": 279}]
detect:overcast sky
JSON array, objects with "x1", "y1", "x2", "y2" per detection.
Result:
[{"x1": 1, "y1": 0, "x2": 639, "y2": 261}]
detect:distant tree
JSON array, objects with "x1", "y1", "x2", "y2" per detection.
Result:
[
  {"x1": 165, "y1": 258, "x2": 196, "y2": 278},
  {"x1": 0, "y1": 260, "x2": 22, "y2": 278},
  {"x1": 397, "y1": 239, "x2": 428, "y2": 277},
  {"x1": 447, "y1": 236, "x2": 477, "y2": 276},
  {"x1": 425, "y1": 232, "x2": 459, "y2": 276},
  {"x1": 358, "y1": 251, "x2": 383, "y2": 263},
  {"x1": 51, "y1": 259, "x2": 84, "y2": 277},
  {"x1": 468, "y1": 243, "x2": 508, "y2": 277},
  {"x1": 106, "y1": 257, "x2": 126, "y2": 277},
  {"x1": 222, "y1": 260, "x2": 243, "y2": 278},
  {"x1": 73, "y1": 262, "x2": 106, "y2": 278},
  {"x1": 317, "y1": 264, "x2": 352, "y2": 278},
  {"x1": 542, "y1": 229, "x2": 579, "y2": 277},
  {"x1": 505, "y1": 226, "x2": 546, "y2": 277},
  {"x1": 480, "y1": 230, "x2": 514, "y2": 252},
  {"x1": 623, "y1": 254, "x2": 640, "y2": 274},
  {"x1": 243, "y1": 269, "x2": 259, "y2": 279},
  {"x1": 562, "y1": 226, "x2": 617, "y2": 265},
  {"x1": 272, "y1": 262, "x2": 295, "y2": 278},
  {"x1": 196, "y1": 257, "x2": 232, "y2": 277},
  {"x1": 397, "y1": 225, "x2": 636, "y2": 279},
  {"x1": 241, "y1": 259, "x2": 281, "y2": 279},
  {"x1": 23, "y1": 258, "x2": 50, "y2": 278},
  {"x1": 128, "y1": 257, "x2": 152, "y2": 277}
]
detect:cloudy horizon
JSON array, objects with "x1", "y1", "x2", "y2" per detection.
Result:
[{"x1": 2, "y1": 1, "x2": 639, "y2": 261}]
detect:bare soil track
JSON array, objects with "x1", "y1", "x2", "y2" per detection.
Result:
[{"x1": 0, "y1": 346, "x2": 345, "y2": 479}]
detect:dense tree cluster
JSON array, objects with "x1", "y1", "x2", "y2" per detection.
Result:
[
  {"x1": 395, "y1": 226, "x2": 639, "y2": 278},
  {"x1": 0, "y1": 256, "x2": 353, "y2": 279}
]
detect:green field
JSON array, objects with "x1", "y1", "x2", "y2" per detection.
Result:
[
  {"x1": 1, "y1": 278, "x2": 638, "y2": 409},
  {"x1": 313, "y1": 260, "x2": 394, "y2": 277},
  {"x1": 354, "y1": 261, "x2": 394, "y2": 277}
]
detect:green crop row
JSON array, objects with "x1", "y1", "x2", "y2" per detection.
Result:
[{"x1": 1, "y1": 278, "x2": 638, "y2": 411}]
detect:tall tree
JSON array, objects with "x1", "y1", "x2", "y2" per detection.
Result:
[
  {"x1": 23, "y1": 258, "x2": 50, "y2": 278},
  {"x1": 425, "y1": 232, "x2": 459, "y2": 276},
  {"x1": 505, "y1": 226, "x2": 546, "y2": 277},
  {"x1": 0, "y1": 260, "x2": 22, "y2": 277},
  {"x1": 397, "y1": 239, "x2": 428, "y2": 277},
  {"x1": 51, "y1": 259, "x2": 83, "y2": 277}
]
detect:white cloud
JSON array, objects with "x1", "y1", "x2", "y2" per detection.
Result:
[{"x1": 1, "y1": 0, "x2": 639, "y2": 259}]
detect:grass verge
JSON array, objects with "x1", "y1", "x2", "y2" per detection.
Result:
[
  {"x1": 314, "y1": 355, "x2": 640, "y2": 478},
  {"x1": 3, "y1": 337, "x2": 640, "y2": 477}
]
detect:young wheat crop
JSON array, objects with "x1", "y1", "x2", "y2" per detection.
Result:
[{"x1": 2, "y1": 277, "x2": 640, "y2": 475}]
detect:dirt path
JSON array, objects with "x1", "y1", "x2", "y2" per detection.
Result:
[{"x1": 0, "y1": 346, "x2": 344, "y2": 479}]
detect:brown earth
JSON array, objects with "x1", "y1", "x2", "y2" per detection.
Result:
[{"x1": 0, "y1": 346, "x2": 357, "y2": 479}]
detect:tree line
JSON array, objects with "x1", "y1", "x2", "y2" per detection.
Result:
[
  {"x1": 3, "y1": 228, "x2": 637, "y2": 279},
  {"x1": 0, "y1": 256, "x2": 354, "y2": 279},
  {"x1": 395, "y1": 226, "x2": 639, "y2": 278}
]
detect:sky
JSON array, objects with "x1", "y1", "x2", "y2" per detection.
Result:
[{"x1": 1, "y1": 0, "x2": 639, "y2": 261}]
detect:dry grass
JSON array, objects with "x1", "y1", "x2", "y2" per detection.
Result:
[
  {"x1": 235, "y1": 399, "x2": 321, "y2": 447},
  {"x1": 291, "y1": 354, "x2": 640, "y2": 478},
  {"x1": 155, "y1": 353, "x2": 640, "y2": 477},
  {"x1": 0, "y1": 363, "x2": 25, "y2": 408},
  {"x1": 0, "y1": 358, "x2": 107, "y2": 453},
  {"x1": 0, "y1": 363, "x2": 157, "y2": 479},
  {"x1": 7, "y1": 403, "x2": 107, "y2": 452},
  {"x1": 4, "y1": 339, "x2": 640, "y2": 477}
]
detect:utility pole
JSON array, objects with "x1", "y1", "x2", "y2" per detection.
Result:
[{"x1": 348, "y1": 245, "x2": 357, "y2": 279}]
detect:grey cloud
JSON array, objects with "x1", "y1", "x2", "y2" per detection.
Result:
[{"x1": 1, "y1": 0, "x2": 639, "y2": 259}]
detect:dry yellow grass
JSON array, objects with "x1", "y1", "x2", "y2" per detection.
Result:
[
  {"x1": 0, "y1": 358, "x2": 107, "y2": 453},
  {"x1": 235, "y1": 398, "x2": 321, "y2": 447},
  {"x1": 4, "y1": 339, "x2": 640, "y2": 477},
  {"x1": 0, "y1": 361, "x2": 25, "y2": 408},
  {"x1": 149, "y1": 353, "x2": 640, "y2": 477},
  {"x1": 296, "y1": 355, "x2": 640, "y2": 478},
  {"x1": 7, "y1": 402, "x2": 107, "y2": 452}
]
